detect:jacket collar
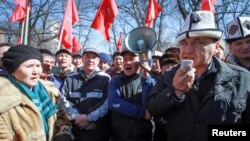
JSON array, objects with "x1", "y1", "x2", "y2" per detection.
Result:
[{"x1": 213, "y1": 57, "x2": 240, "y2": 86}]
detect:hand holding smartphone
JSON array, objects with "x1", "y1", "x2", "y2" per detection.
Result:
[{"x1": 173, "y1": 60, "x2": 195, "y2": 94}]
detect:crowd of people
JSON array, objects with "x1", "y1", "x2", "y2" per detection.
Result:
[{"x1": 0, "y1": 11, "x2": 250, "y2": 141}]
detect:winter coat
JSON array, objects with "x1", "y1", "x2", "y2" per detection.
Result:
[
  {"x1": 0, "y1": 77, "x2": 56, "y2": 141},
  {"x1": 148, "y1": 57, "x2": 250, "y2": 141}
]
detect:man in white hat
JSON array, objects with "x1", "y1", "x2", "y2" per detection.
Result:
[
  {"x1": 225, "y1": 17, "x2": 250, "y2": 71},
  {"x1": 148, "y1": 11, "x2": 250, "y2": 141},
  {"x1": 151, "y1": 51, "x2": 163, "y2": 76}
]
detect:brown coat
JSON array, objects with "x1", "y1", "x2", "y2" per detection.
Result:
[{"x1": 0, "y1": 77, "x2": 56, "y2": 141}]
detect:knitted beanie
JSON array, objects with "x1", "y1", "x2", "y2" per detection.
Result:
[{"x1": 2, "y1": 44, "x2": 42, "y2": 73}]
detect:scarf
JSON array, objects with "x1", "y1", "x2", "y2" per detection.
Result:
[{"x1": 8, "y1": 75, "x2": 56, "y2": 134}]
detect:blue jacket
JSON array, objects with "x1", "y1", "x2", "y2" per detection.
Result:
[{"x1": 108, "y1": 72, "x2": 155, "y2": 141}]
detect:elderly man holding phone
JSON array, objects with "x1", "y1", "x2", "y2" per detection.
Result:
[{"x1": 148, "y1": 11, "x2": 250, "y2": 141}]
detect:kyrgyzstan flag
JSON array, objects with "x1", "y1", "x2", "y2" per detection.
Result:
[
  {"x1": 59, "y1": 0, "x2": 79, "y2": 49},
  {"x1": 117, "y1": 32, "x2": 122, "y2": 52},
  {"x1": 91, "y1": 0, "x2": 118, "y2": 41},
  {"x1": 9, "y1": 0, "x2": 29, "y2": 22},
  {"x1": 201, "y1": 0, "x2": 217, "y2": 13},
  {"x1": 145, "y1": 0, "x2": 162, "y2": 27}
]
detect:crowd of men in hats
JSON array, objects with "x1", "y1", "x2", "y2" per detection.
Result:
[{"x1": 0, "y1": 11, "x2": 250, "y2": 141}]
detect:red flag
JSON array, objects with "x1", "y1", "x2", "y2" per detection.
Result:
[
  {"x1": 117, "y1": 32, "x2": 122, "y2": 52},
  {"x1": 91, "y1": 0, "x2": 118, "y2": 41},
  {"x1": 145, "y1": 0, "x2": 162, "y2": 27},
  {"x1": 59, "y1": 0, "x2": 79, "y2": 49},
  {"x1": 201, "y1": 0, "x2": 217, "y2": 13},
  {"x1": 17, "y1": 36, "x2": 22, "y2": 44},
  {"x1": 15, "y1": 0, "x2": 28, "y2": 7},
  {"x1": 9, "y1": 0, "x2": 29, "y2": 22},
  {"x1": 72, "y1": 37, "x2": 81, "y2": 53}
]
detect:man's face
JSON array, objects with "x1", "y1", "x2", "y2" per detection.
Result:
[
  {"x1": 98, "y1": 60, "x2": 109, "y2": 72},
  {"x1": 40, "y1": 55, "x2": 55, "y2": 79},
  {"x1": 72, "y1": 55, "x2": 83, "y2": 69},
  {"x1": 229, "y1": 37, "x2": 250, "y2": 60},
  {"x1": 123, "y1": 53, "x2": 139, "y2": 76},
  {"x1": 113, "y1": 55, "x2": 123, "y2": 70},
  {"x1": 82, "y1": 52, "x2": 100, "y2": 74},
  {"x1": 43, "y1": 55, "x2": 55, "y2": 67},
  {"x1": 179, "y1": 37, "x2": 217, "y2": 70},
  {"x1": 151, "y1": 58, "x2": 161, "y2": 74},
  {"x1": 56, "y1": 52, "x2": 72, "y2": 69}
]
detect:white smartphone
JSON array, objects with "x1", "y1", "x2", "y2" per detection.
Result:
[{"x1": 181, "y1": 59, "x2": 193, "y2": 68}]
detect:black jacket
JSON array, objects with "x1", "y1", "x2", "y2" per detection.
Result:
[
  {"x1": 148, "y1": 57, "x2": 250, "y2": 141},
  {"x1": 61, "y1": 71, "x2": 111, "y2": 141}
]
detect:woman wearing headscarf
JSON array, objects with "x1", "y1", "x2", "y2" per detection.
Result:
[{"x1": 0, "y1": 45, "x2": 56, "y2": 141}]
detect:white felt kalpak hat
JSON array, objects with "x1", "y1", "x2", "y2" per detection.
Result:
[
  {"x1": 225, "y1": 17, "x2": 250, "y2": 43},
  {"x1": 152, "y1": 51, "x2": 163, "y2": 58},
  {"x1": 175, "y1": 11, "x2": 223, "y2": 44}
]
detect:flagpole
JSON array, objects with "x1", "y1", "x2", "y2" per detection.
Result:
[
  {"x1": 24, "y1": 3, "x2": 30, "y2": 45},
  {"x1": 57, "y1": 25, "x2": 64, "y2": 51},
  {"x1": 21, "y1": 21, "x2": 25, "y2": 44},
  {"x1": 82, "y1": 27, "x2": 92, "y2": 49}
]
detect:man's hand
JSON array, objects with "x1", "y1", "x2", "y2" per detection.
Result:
[
  {"x1": 173, "y1": 64, "x2": 195, "y2": 96},
  {"x1": 140, "y1": 62, "x2": 151, "y2": 77},
  {"x1": 145, "y1": 109, "x2": 151, "y2": 120},
  {"x1": 75, "y1": 114, "x2": 89, "y2": 129}
]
